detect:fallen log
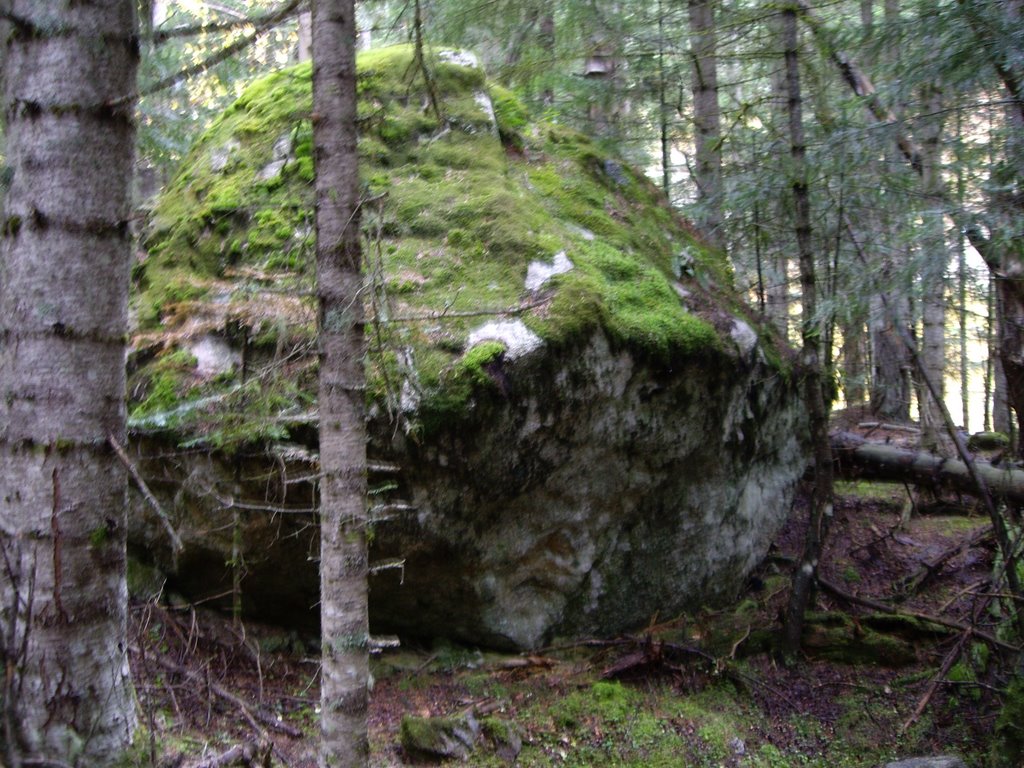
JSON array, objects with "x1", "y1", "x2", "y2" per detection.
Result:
[{"x1": 831, "y1": 431, "x2": 1024, "y2": 505}]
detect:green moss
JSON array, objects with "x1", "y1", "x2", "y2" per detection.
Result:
[
  {"x1": 130, "y1": 349, "x2": 199, "y2": 418},
  {"x1": 801, "y1": 611, "x2": 918, "y2": 666},
  {"x1": 136, "y1": 44, "x2": 763, "y2": 445},
  {"x1": 415, "y1": 341, "x2": 507, "y2": 435},
  {"x1": 968, "y1": 431, "x2": 1011, "y2": 451},
  {"x1": 458, "y1": 341, "x2": 505, "y2": 384},
  {"x1": 947, "y1": 660, "x2": 981, "y2": 702},
  {"x1": 490, "y1": 84, "x2": 529, "y2": 149},
  {"x1": 536, "y1": 240, "x2": 719, "y2": 361},
  {"x1": 992, "y1": 676, "x2": 1024, "y2": 767},
  {"x1": 552, "y1": 681, "x2": 638, "y2": 729},
  {"x1": 89, "y1": 525, "x2": 110, "y2": 548}
]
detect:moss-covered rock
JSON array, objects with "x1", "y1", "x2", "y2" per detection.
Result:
[
  {"x1": 127, "y1": 46, "x2": 807, "y2": 649},
  {"x1": 131, "y1": 44, "x2": 736, "y2": 445}
]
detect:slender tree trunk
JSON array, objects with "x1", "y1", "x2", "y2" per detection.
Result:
[
  {"x1": 688, "y1": 0, "x2": 724, "y2": 251},
  {"x1": 312, "y1": 0, "x2": 369, "y2": 765},
  {"x1": 841, "y1": 316, "x2": 868, "y2": 406},
  {"x1": 994, "y1": 333, "x2": 1013, "y2": 434},
  {"x1": 539, "y1": 12, "x2": 555, "y2": 106},
  {"x1": 298, "y1": 10, "x2": 312, "y2": 61},
  {"x1": 658, "y1": 0, "x2": 672, "y2": 199},
  {"x1": 870, "y1": 291, "x2": 912, "y2": 419},
  {"x1": 0, "y1": 3, "x2": 138, "y2": 766},
  {"x1": 954, "y1": 108, "x2": 970, "y2": 431},
  {"x1": 780, "y1": 3, "x2": 835, "y2": 659},
  {"x1": 824, "y1": 32, "x2": 869, "y2": 409},
  {"x1": 917, "y1": 80, "x2": 950, "y2": 453},
  {"x1": 765, "y1": 12, "x2": 789, "y2": 339},
  {"x1": 869, "y1": 0, "x2": 913, "y2": 422}
]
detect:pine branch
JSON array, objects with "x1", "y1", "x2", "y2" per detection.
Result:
[
  {"x1": 954, "y1": 0, "x2": 1024, "y2": 125},
  {"x1": 124, "y1": 0, "x2": 305, "y2": 105},
  {"x1": 150, "y1": 0, "x2": 309, "y2": 46}
]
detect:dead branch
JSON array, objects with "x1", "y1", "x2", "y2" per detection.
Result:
[
  {"x1": 494, "y1": 656, "x2": 558, "y2": 670},
  {"x1": 900, "y1": 631, "x2": 971, "y2": 734},
  {"x1": 130, "y1": 0, "x2": 305, "y2": 103},
  {"x1": 184, "y1": 740, "x2": 271, "y2": 768},
  {"x1": 857, "y1": 421, "x2": 921, "y2": 434},
  {"x1": 371, "y1": 297, "x2": 548, "y2": 325},
  {"x1": 151, "y1": 0, "x2": 308, "y2": 45},
  {"x1": 831, "y1": 431, "x2": 1024, "y2": 505},
  {"x1": 135, "y1": 648, "x2": 302, "y2": 738},
  {"x1": 817, "y1": 577, "x2": 1017, "y2": 653},
  {"x1": 109, "y1": 434, "x2": 183, "y2": 554},
  {"x1": 896, "y1": 525, "x2": 994, "y2": 597}
]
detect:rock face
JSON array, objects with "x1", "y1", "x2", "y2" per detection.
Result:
[
  {"x1": 368, "y1": 334, "x2": 804, "y2": 649},
  {"x1": 127, "y1": 45, "x2": 808, "y2": 650}
]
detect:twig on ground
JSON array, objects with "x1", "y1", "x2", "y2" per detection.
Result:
[
  {"x1": 896, "y1": 525, "x2": 993, "y2": 597},
  {"x1": 900, "y1": 631, "x2": 971, "y2": 734},
  {"x1": 134, "y1": 647, "x2": 303, "y2": 738},
  {"x1": 858, "y1": 421, "x2": 921, "y2": 434},
  {"x1": 184, "y1": 740, "x2": 271, "y2": 768}
]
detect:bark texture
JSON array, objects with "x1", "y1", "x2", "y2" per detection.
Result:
[
  {"x1": 866, "y1": 0, "x2": 912, "y2": 421},
  {"x1": 688, "y1": 0, "x2": 724, "y2": 250},
  {"x1": 0, "y1": 2, "x2": 138, "y2": 765},
  {"x1": 831, "y1": 432, "x2": 1024, "y2": 505},
  {"x1": 765, "y1": 11, "x2": 790, "y2": 339},
  {"x1": 311, "y1": 0, "x2": 369, "y2": 765},
  {"x1": 917, "y1": 81, "x2": 950, "y2": 454}
]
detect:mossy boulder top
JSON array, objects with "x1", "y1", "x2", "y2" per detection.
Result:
[
  {"x1": 131, "y1": 45, "x2": 744, "y2": 444},
  {"x1": 128, "y1": 46, "x2": 807, "y2": 649}
]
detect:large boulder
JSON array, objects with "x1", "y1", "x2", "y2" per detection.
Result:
[{"x1": 127, "y1": 46, "x2": 807, "y2": 650}]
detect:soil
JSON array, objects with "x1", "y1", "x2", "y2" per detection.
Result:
[{"x1": 128, "y1": 418, "x2": 1017, "y2": 768}]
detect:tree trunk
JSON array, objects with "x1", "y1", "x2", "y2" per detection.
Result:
[
  {"x1": 0, "y1": 3, "x2": 138, "y2": 766},
  {"x1": 869, "y1": 0, "x2": 913, "y2": 422},
  {"x1": 831, "y1": 432, "x2": 1024, "y2": 505},
  {"x1": 917, "y1": 80, "x2": 950, "y2": 453},
  {"x1": 781, "y1": 3, "x2": 835, "y2": 660},
  {"x1": 993, "y1": 342, "x2": 1013, "y2": 435},
  {"x1": 539, "y1": 12, "x2": 555, "y2": 106},
  {"x1": 870, "y1": 291, "x2": 913, "y2": 420},
  {"x1": 841, "y1": 315, "x2": 868, "y2": 406},
  {"x1": 688, "y1": 0, "x2": 724, "y2": 251},
  {"x1": 765, "y1": 11, "x2": 789, "y2": 339},
  {"x1": 297, "y1": 10, "x2": 312, "y2": 61},
  {"x1": 311, "y1": 0, "x2": 369, "y2": 765},
  {"x1": 658, "y1": 0, "x2": 672, "y2": 199}
]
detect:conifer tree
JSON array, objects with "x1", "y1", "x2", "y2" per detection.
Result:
[
  {"x1": 0, "y1": 2, "x2": 138, "y2": 764},
  {"x1": 311, "y1": 0, "x2": 370, "y2": 764}
]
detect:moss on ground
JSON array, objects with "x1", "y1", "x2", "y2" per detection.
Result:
[
  {"x1": 133, "y1": 44, "x2": 749, "y2": 449},
  {"x1": 425, "y1": 667, "x2": 955, "y2": 768}
]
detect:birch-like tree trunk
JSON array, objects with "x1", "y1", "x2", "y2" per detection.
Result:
[
  {"x1": 688, "y1": 0, "x2": 724, "y2": 251},
  {"x1": 764, "y1": 10, "x2": 790, "y2": 339},
  {"x1": 311, "y1": 0, "x2": 369, "y2": 765},
  {"x1": 0, "y1": 2, "x2": 138, "y2": 765},
  {"x1": 298, "y1": 10, "x2": 313, "y2": 61},
  {"x1": 917, "y1": 80, "x2": 951, "y2": 453}
]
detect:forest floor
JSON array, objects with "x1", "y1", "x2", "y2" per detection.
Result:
[{"x1": 127, "y1": 421, "x2": 1015, "y2": 768}]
